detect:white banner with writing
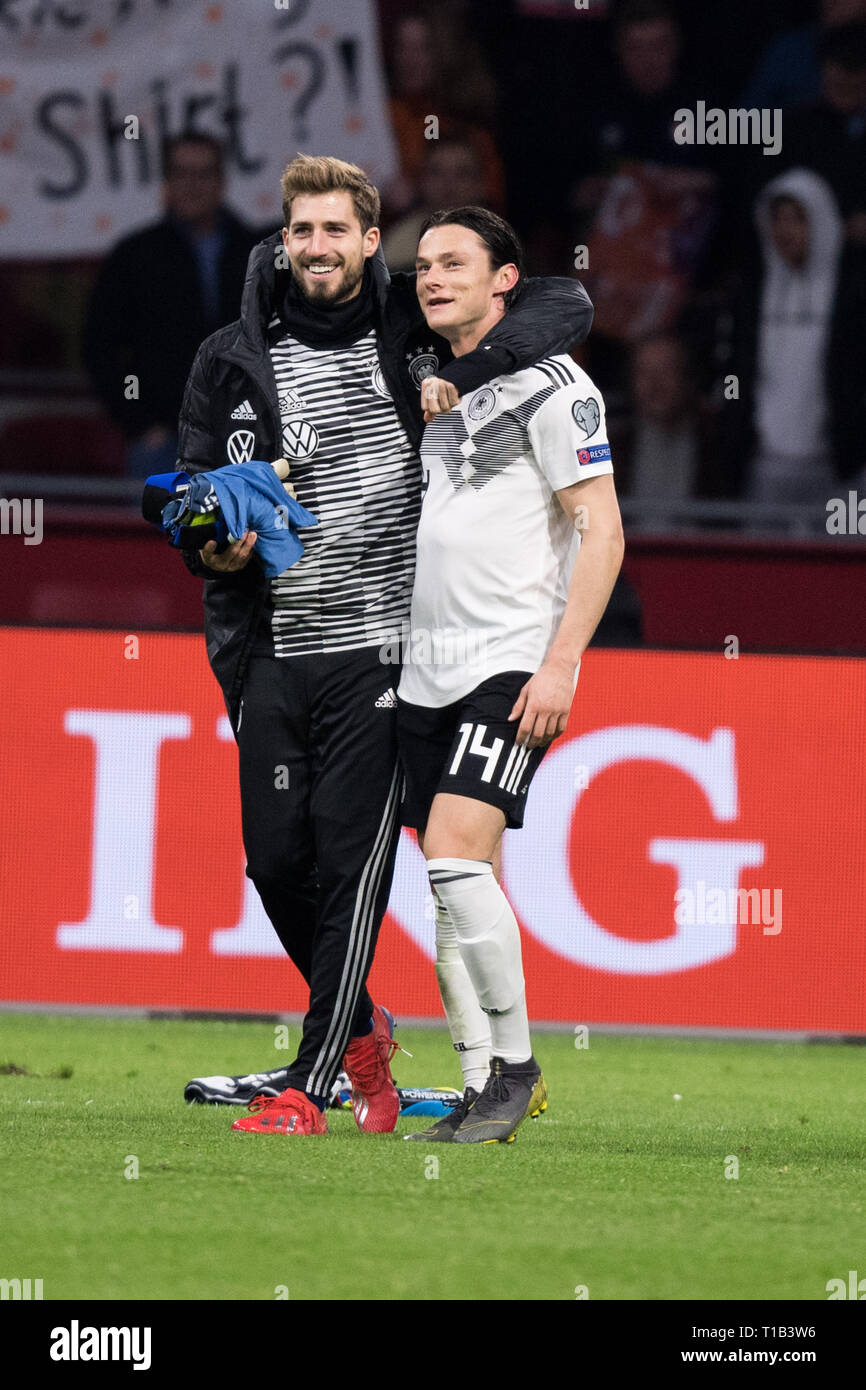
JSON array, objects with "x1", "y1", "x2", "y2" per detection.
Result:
[{"x1": 0, "y1": 0, "x2": 397, "y2": 258}]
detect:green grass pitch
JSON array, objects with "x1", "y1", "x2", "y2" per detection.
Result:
[{"x1": 1, "y1": 1013, "x2": 864, "y2": 1301}]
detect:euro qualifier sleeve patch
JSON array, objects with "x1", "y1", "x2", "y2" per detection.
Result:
[{"x1": 572, "y1": 397, "x2": 601, "y2": 438}]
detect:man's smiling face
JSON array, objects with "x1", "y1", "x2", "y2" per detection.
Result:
[{"x1": 283, "y1": 191, "x2": 379, "y2": 304}]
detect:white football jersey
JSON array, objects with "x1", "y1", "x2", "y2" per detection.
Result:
[{"x1": 397, "y1": 354, "x2": 614, "y2": 708}]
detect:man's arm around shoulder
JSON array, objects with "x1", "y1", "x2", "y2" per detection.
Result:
[{"x1": 440, "y1": 276, "x2": 594, "y2": 397}]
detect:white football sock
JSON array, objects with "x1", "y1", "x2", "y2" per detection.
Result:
[
  {"x1": 432, "y1": 893, "x2": 491, "y2": 1093},
  {"x1": 427, "y1": 858, "x2": 532, "y2": 1065}
]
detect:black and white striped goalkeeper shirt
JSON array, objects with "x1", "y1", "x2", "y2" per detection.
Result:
[{"x1": 254, "y1": 325, "x2": 420, "y2": 657}]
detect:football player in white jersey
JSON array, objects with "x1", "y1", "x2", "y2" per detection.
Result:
[{"x1": 398, "y1": 207, "x2": 625, "y2": 1143}]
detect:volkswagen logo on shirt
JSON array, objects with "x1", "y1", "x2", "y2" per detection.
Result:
[
  {"x1": 371, "y1": 364, "x2": 391, "y2": 398},
  {"x1": 282, "y1": 417, "x2": 320, "y2": 460},
  {"x1": 226, "y1": 429, "x2": 256, "y2": 463}
]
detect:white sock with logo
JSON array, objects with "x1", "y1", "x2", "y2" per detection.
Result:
[
  {"x1": 433, "y1": 894, "x2": 491, "y2": 1094},
  {"x1": 427, "y1": 858, "x2": 532, "y2": 1066}
]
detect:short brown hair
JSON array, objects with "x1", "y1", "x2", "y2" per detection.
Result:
[{"x1": 280, "y1": 154, "x2": 380, "y2": 233}]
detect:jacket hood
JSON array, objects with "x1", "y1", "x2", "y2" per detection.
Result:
[
  {"x1": 755, "y1": 167, "x2": 843, "y2": 279},
  {"x1": 236, "y1": 231, "x2": 392, "y2": 347}
]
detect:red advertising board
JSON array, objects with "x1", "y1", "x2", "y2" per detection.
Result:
[{"x1": 1, "y1": 628, "x2": 864, "y2": 1031}]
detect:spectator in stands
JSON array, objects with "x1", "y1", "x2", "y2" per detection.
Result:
[
  {"x1": 723, "y1": 168, "x2": 866, "y2": 509},
  {"x1": 780, "y1": 22, "x2": 866, "y2": 244},
  {"x1": 382, "y1": 4, "x2": 505, "y2": 219},
  {"x1": 742, "y1": 0, "x2": 866, "y2": 113},
  {"x1": 382, "y1": 136, "x2": 487, "y2": 271},
  {"x1": 83, "y1": 133, "x2": 260, "y2": 476},
  {"x1": 614, "y1": 332, "x2": 722, "y2": 512},
  {"x1": 572, "y1": 0, "x2": 718, "y2": 386},
  {"x1": 574, "y1": 0, "x2": 717, "y2": 213}
]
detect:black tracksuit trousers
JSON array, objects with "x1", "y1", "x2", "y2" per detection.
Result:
[{"x1": 236, "y1": 646, "x2": 402, "y2": 1100}]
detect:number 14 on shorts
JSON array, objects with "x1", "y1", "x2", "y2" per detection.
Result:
[{"x1": 450, "y1": 722, "x2": 529, "y2": 793}]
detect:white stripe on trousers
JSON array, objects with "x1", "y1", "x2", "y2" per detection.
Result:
[{"x1": 306, "y1": 763, "x2": 402, "y2": 1097}]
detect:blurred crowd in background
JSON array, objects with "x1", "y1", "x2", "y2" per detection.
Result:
[{"x1": 2, "y1": 0, "x2": 865, "y2": 532}]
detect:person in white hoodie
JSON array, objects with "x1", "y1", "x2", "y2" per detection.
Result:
[{"x1": 748, "y1": 168, "x2": 844, "y2": 508}]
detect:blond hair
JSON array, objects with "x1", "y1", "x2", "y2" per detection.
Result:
[{"x1": 280, "y1": 154, "x2": 380, "y2": 233}]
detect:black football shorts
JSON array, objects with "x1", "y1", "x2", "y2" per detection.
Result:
[{"x1": 397, "y1": 670, "x2": 551, "y2": 831}]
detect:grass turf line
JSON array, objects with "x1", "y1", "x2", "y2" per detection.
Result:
[{"x1": 1, "y1": 1013, "x2": 864, "y2": 1301}]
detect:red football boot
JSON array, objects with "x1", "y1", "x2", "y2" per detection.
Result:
[
  {"x1": 231, "y1": 1087, "x2": 328, "y2": 1135},
  {"x1": 342, "y1": 1005, "x2": 406, "y2": 1134}
]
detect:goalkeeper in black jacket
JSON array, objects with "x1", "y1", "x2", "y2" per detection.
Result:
[{"x1": 175, "y1": 155, "x2": 593, "y2": 1137}]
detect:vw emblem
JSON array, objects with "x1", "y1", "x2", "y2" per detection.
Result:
[
  {"x1": 282, "y1": 417, "x2": 320, "y2": 460},
  {"x1": 226, "y1": 429, "x2": 256, "y2": 463},
  {"x1": 371, "y1": 364, "x2": 390, "y2": 398}
]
